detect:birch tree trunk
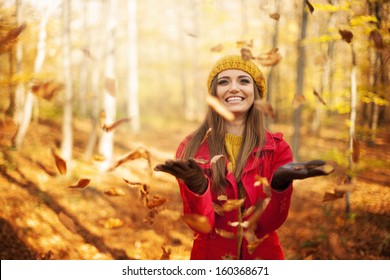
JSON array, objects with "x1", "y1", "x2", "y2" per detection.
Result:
[
  {"x1": 127, "y1": 0, "x2": 140, "y2": 132},
  {"x1": 14, "y1": 9, "x2": 50, "y2": 148},
  {"x1": 61, "y1": 0, "x2": 73, "y2": 164},
  {"x1": 99, "y1": 0, "x2": 117, "y2": 170},
  {"x1": 291, "y1": 1, "x2": 308, "y2": 161}
]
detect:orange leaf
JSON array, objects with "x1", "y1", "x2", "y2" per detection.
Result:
[
  {"x1": 51, "y1": 148, "x2": 67, "y2": 175},
  {"x1": 182, "y1": 214, "x2": 212, "y2": 234},
  {"x1": 160, "y1": 246, "x2": 171, "y2": 260},
  {"x1": 215, "y1": 228, "x2": 237, "y2": 239},
  {"x1": 104, "y1": 76, "x2": 117, "y2": 97},
  {"x1": 305, "y1": 0, "x2": 314, "y2": 14},
  {"x1": 146, "y1": 196, "x2": 167, "y2": 209},
  {"x1": 269, "y1": 13, "x2": 280, "y2": 21},
  {"x1": 221, "y1": 198, "x2": 245, "y2": 212},
  {"x1": 104, "y1": 187, "x2": 125, "y2": 196},
  {"x1": 210, "y1": 43, "x2": 223, "y2": 52},
  {"x1": 254, "y1": 175, "x2": 269, "y2": 187},
  {"x1": 339, "y1": 29, "x2": 353, "y2": 44},
  {"x1": 255, "y1": 48, "x2": 282, "y2": 66},
  {"x1": 200, "y1": 127, "x2": 212, "y2": 145},
  {"x1": 206, "y1": 95, "x2": 235, "y2": 122},
  {"x1": 240, "y1": 46, "x2": 255, "y2": 61},
  {"x1": 292, "y1": 94, "x2": 306, "y2": 108},
  {"x1": 68, "y1": 178, "x2": 91, "y2": 189},
  {"x1": 210, "y1": 154, "x2": 225, "y2": 168},
  {"x1": 108, "y1": 148, "x2": 151, "y2": 171},
  {"x1": 254, "y1": 100, "x2": 276, "y2": 118},
  {"x1": 58, "y1": 212, "x2": 78, "y2": 234},
  {"x1": 313, "y1": 89, "x2": 327, "y2": 105},
  {"x1": 322, "y1": 190, "x2": 345, "y2": 202},
  {"x1": 102, "y1": 117, "x2": 131, "y2": 133}
]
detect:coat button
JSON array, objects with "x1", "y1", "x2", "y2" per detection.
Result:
[{"x1": 209, "y1": 233, "x2": 217, "y2": 240}]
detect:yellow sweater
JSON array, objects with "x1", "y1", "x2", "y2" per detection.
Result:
[{"x1": 224, "y1": 133, "x2": 243, "y2": 172}]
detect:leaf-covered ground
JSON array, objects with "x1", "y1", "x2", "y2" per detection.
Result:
[{"x1": 0, "y1": 117, "x2": 389, "y2": 260}]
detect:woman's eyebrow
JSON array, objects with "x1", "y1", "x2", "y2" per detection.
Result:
[{"x1": 217, "y1": 74, "x2": 251, "y2": 80}]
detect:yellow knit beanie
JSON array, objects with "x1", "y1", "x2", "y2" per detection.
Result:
[{"x1": 207, "y1": 55, "x2": 266, "y2": 98}]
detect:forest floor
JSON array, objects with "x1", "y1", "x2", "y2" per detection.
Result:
[{"x1": 0, "y1": 116, "x2": 389, "y2": 260}]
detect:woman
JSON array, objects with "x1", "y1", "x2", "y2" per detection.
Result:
[{"x1": 154, "y1": 54, "x2": 330, "y2": 260}]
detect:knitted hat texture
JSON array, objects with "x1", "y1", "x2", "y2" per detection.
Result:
[{"x1": 207, "y1": 55, "x2": 266, "y2": 98}]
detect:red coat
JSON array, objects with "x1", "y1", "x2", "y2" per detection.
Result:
[{"x1": 176, "y1": 131, "x2": 293, "y2": 260}]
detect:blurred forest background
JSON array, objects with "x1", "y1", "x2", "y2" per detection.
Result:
[{"x1": 0, "y1": 0, "x2": 389, "y2": 260}]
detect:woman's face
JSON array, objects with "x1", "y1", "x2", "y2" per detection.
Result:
[{"x1": 216, "y1": 69, "x2": 255, "y2": 118}]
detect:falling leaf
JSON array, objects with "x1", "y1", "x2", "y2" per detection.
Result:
[
  {"x1": 107, "y1": 148, "x2": 151, "y2": 171},
  {"x1": 36, "y1": 162, "x2": 57, "y2": 177},
  {"x1": 370, "y1": 30, "x2": 383, "y2": 49},
  {"x1": 339, "y1": 29, "x2": 353, "y2": 43},
  {"x1": 144, "y1": 208, "x2": 158, "y2": 225},
  {"x1": 217, "y1": 194, "x2": 228, "y2": 201},
  {"x1": 58, "y1": 212, "x2": 78, "y2": 234},
  {"x1": 292, "y1": 94, "x2": 306, "y2": 108},
  {"x1": 0, "y1": 23, "x2": 27, "y2": 51},
  {"x1": 313, "y1": 89, "x2": 327, "y2": 105},
  {"x1": 352, "y1": 138, "x2": 360, "y2": 163},
  {"x1": 160, "y1": 246, "x2": 171, "y2": 260},
  {"x1": 254, "y1": 175, "x2": 270, "y2": 187},
  {"x1": 305, "y1": 0, "x2": 315, "y2": 14},
  {"x1": 193, "y1": 158, "x2": 209, "y2": 165},
  {"x1": 215, "y1": 228, "x2": 237, "y2": 239},
  {"x1": 104, "y1": 187, "x2": 125, "y2": 196},
  {"x1": 104, "y1": 76, "x2": 116, "y2": 96},
  {"x1": 68, "y1": 178, "x2": 91, "y2": 189},
  {"x1": 210, "y1": 43, "x2": 223, "y2": 52},
  {"x1": 255, "y1": 48, "x2": 282, "y2": 66},
  {"x1": 221, "y1": 199, "x2": 245, "y2": 212},
  {"x1": 99, "y1": 218, "x2": 124, "y2": 229},
  {"x1": 206, "y1": 95, "x2": 235, "y2": 121},
  {"x1": 51, "y1": 148, "x2": 67, "y2": 175},
  {"x1": 93, "y1": 154, "x2": 105, "y2": 162},
  {"x1": 240, "y1": 47, "x2": 255, "y2": 61},
  {"x1": 254, "y1": 100, "x2": 276, "y2": 119},
  {"x1": 146, "y1": 196, "x2": 167, "y2": 209},
  {"x1": 200, "y1": 127, "x2": 212, "y2": 145},
  {"x1": 269, "y1": 13, "x2": 280, "y2": 21},
  {"x1": 102, "y1": 117, "x2": 131, "y2": 133},
  {"x1": 81, "y1": 48, "x2": 95, "y2": 60},
  {"x1": 245, "y1": 231, "x2": 269, "y2": 254},
  {"x1": 31, "y1": 81, "x2": 64, "y2": 100},
  {"x1": 187, "y1": 32, "x2": 198, "y2": 38},
  {"x1": 182, "y1": 214, "x2": 212, "y2": 234},
  {"x1": 322, "y1": 190, "x2": 345, "y2": 202},
  {"x1": 243, "y1": 205, "x2": 256, "y2": 218},
  {"x1": 213, "y1": 203, "x2": 225, "y2": 216},
  {"x1": 210, "y1": 154, "x2": 225, "y2": 167},
  {"x1": 329, "y1": 233, "x2": 347, "y2": 259}
]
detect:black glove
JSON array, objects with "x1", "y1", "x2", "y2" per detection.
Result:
[
  {"x1": 271, "y1": 160, "x2": 333, "y2": 191},
  {"x1": 154, "y1": 158, "x2": 207, "y2": 194}
]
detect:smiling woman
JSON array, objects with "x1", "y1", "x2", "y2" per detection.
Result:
[{"x1": 154, "y1": 54, "x2": 331, "y2": 260}]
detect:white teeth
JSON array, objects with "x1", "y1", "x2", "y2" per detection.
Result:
[{"x1": 226, "y1": 96, "x2": 244, "y2": 102}]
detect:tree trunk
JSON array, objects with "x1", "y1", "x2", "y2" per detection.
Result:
[
  {"x1": 291, "y1": 1, "x2": 308, "y2": 161},
  {"x1": 14, "y1": 10, "x2": 50, "y2": 148},
  {"x1": 14, "y1": 0, "x2": 25, "y2": 125},
  {"x1": 99, "y1": 0, "x2": 117, "y2": 170},
  {"x1": 127, "y1": 0, "x2": 140, "y2": 133},
  {"x1": 61, "y1": 0, "x2": 73, "y2": 164}
]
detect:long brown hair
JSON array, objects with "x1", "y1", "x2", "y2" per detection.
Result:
[{"x1": 178, "y1": 77, "x2": 266, "y2": 193}]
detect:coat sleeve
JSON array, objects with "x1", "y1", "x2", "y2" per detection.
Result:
[
  {"x1": 175, "y1": 138, "x2": 215, "y2": 232},
  {"x1": 255, "y1": 137, "x2": 293, "y2": 238}
]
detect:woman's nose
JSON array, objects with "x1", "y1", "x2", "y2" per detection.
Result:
[{"x1": 229, "y1": 82, "x2": 240, "y2": 92}]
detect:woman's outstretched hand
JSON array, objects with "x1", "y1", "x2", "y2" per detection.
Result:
[
  {"x1": 271, "y1": 160, "x2": 334, "y2": 191},
  {"x1": 154, "y1": 158, "x2": 207, "y2": 194}
]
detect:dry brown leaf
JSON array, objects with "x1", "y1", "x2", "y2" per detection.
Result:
[
  {"x1": 221, "y1": 198, "x2": 245, "y2": 212},
  {"x1": 100, "y1": 218, "x2": 124, "y2": 229},
  {"x1": 339, "y1": 29, "x2": 353, "y2": 44},
  {"x1": 305, "y1": 0, "x2": 315, "y2": 14},
  {"x1": 160, "y1": 246, "x2": 171, "y2": 260},
  {"x1": 68, "y1": 178, "x2": 91, "y2": 189},
  {"x1": 254, "y1": 175, "x2": 270, "y2": 187},
  {"x1": 213, "y1": 203, "x2": 225, "y2": 216},
  {"x1": 240, "y1": 47, "x2": 255, "y2": 61},
  {"x1": 206, "y1": 95, "x2": 235, "y2": 122},
  {"x1": 255, "y1": 48, "x2": 282, "y2": 66},
  {"x1": 58, "y1": 212, "x2": 78, "y2": 234},
  {"x1": 292, "y1": 94, "x2": 306, "y2": 108},
  {"x1": 108, "y1": 148, "x2": 151, "y2": 171},
  {"x1": 193, "y1": 158, "x2": 209, "y2": 165},
  {"x1": 102, "y1": 117, "x2": 131, "y2": 133},
  {"x1": 329, "y1": 233, "x2": 347, "y2": 259},
  {"x1": 31, "y1": 81, "x2": 64, "y2": 100},
  {"x1": 51, "y1": 148, "x2": 67, "y2": 175},
  {"x1": 322, "y1": 190, "x2": 345, "y2": 202},
  {"x1": 217, "y1": 194, "x2": 228, "y2": 201},
  {"x1": 269, "y1": 13, "x2": 280, "y2": 21},
  {"x1": 200, "y1": 127, "x2": 212, "y2": 145},
  {"x1": 146, "y1": 196, "x2": 167, "y2": 209},
  {"x1": 245, "y1": 231, "x2": 269, "y2": 254},
  {"x1": 243, "y1": 205, "x2": 256, "y2": 218},
  {"x1": 313, "y1": 89, "x2": 327, "y2": 105},
  {"x1": 104, "y1": 187, "x2": 125, "y2": 196},
  {"x1": 210, "y1": 43, "x2": 223, "y2": 52},
  {"x1": 143, "y1": 209, "x2": 158, "y2": 225},
  {"x1": 210, "y1": 154, "x2": 225, "y2": 167},
  {"x1": 0, "y1": 23, "x2": 27, "y2": 50},
  {"x1": 182, "y1": 214, "x2": 212, "y2": 234},
  {"x1": 215, "y1": 228, "x2": 237, "y2": 239},
  {"x1": 254, "y1": 100, "x2": 276, "y2": 119}
]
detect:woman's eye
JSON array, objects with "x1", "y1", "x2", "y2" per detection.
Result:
[
  {"x1": 240, "y1": 79, "x2": 251, "y2": 84},
  {"x1": 217, "y1": 80, "x2": 229, "y2": 85}
]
